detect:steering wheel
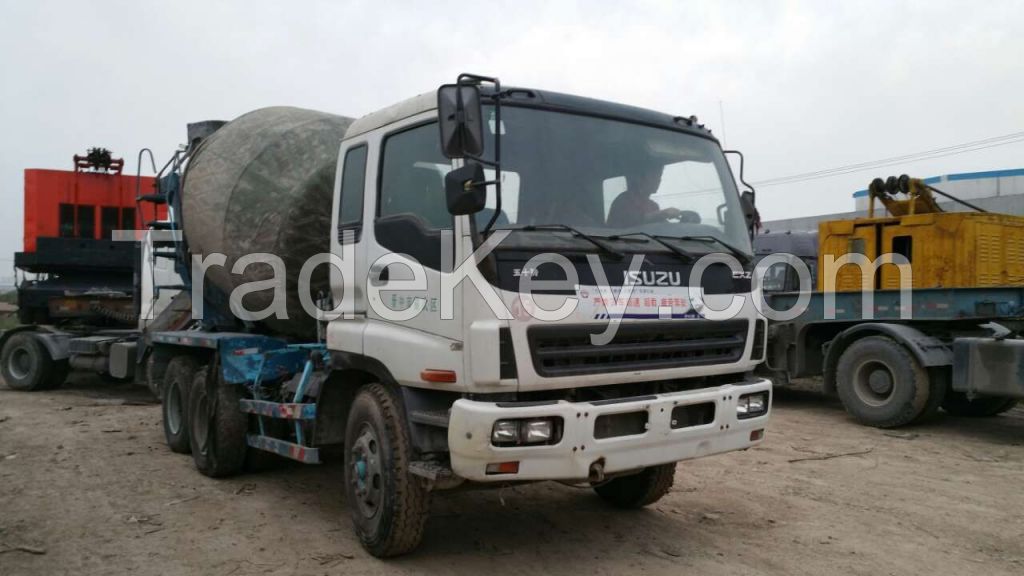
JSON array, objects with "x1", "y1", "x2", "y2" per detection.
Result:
[{"x1": 666, "y1": 210, "x2": 701, "y2": 224}]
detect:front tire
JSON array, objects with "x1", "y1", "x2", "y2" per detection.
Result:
[
  {"x1": 942, "y1": 392, "x2": 1019, "y2": 417},
  {"x1": 1, "y1": 332, "x2": 68, "y2": 391},
  {"x1": 835, "y1": 336, "x2": 932, "y2": 428},
  {"x1": 161, "y1": 356, "x2": 198, "y2": 454},
  {"x1": 593, "y1": 464, "x2": 676, "y2": 508},
  {"x1": 344, "y1": 383, "x2": 429, "y2": 558},
  {"x1": 188, "y1": 367, "x2": 248, "y2": 478}
]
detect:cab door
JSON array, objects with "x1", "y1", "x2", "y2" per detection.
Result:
[
  {"x1": 327, "y1": 138, "x2": 373, "y2": 354},
  {"x1": 364, "y1": 115, "x2": 463, "y2": 341}
]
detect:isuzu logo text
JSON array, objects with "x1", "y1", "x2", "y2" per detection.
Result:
[{"x1": 623, "y1": 270, "x2": 684, "y2": 286}]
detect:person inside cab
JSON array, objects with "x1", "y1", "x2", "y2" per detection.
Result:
[{"x1": 606, "y1": 163, "x2": 682, "y2": 228}]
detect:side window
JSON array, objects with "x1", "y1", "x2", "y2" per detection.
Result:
[
  {"x1": 101, "y1": 207, "x2": 119, "y2": 240},
  {"x1": 379, "y1": 123, "x2": 452, "y2": 229},
  {"x1": 77, "y1": 205, "x2": 95, "y2": 239},
  {"x1": 337, "y1": 145, "x2": 367, "y2": 242},
  {"x1": 892, "y1": 235, "x2": 913, "y2": 263},
  {"x1": 59, "y1": 203, "x2": 75, "y2": 237},
  {"x1": 121, "y1": 207, "x2": 136, "y2": 230},
  {"x1": 376, "y1": 122, "x2": 452, "y2": 270}
]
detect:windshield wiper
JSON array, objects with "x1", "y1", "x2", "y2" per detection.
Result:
[
  {"x1": 517, "y1": 224, "x2": 624, "y2": 259},
  {"x1": 606, "y1": 232, "x2": 694, "y2": 263},
  {"x1": 674, "y1": 235, "x2": 752, "y2": 264}
]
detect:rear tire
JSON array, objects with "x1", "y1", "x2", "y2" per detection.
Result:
[
  {"x1": 911, "y1": 367, "x2": 949, "y2": 424},
  {"x1": 188, "y1": 367, "x2": 247, "y2": 478},
  {"x1": 835, "y1": 336, "x2": 931, "y2": 428},
  {"x1": 593, "y1": 463, "x2": 676, "y2": 508},
  {"x1": 144, "y1": 354, "x2": 161, "y2": 400},
  {"x1": 942, "y1": 392, "x2": 1019, "y2": 417},
  {"x1": 1, "y1": 332, "x2": 67, "y2": 391},
  {"x1": 344, "y1": 383, "x2": 429, "y2": 558},
  {"x1": 161, "y1": 356, "x2": 198, "y2": 454}
]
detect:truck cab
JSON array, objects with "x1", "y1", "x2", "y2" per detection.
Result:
[{"x1": 327, "y1": 83, "x2": 771, "y2": 481}]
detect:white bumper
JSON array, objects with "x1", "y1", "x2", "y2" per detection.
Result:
[{"x1": 447, "y1": 378, "x2": 771, "y2": 482}]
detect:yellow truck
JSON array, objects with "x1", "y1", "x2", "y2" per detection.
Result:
[{"x1": 757, "y1": 175, "x2": 1024, "y2": 427}]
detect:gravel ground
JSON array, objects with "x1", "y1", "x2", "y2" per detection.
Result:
[{"x1": 1, "y1": 376, "x2": 1022, "y2": 575}]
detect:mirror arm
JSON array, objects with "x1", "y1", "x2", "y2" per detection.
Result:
[
  {"x1": 723, "y1": 149, "x2": 755, "y2": 203},
  {"x1": 480, "y1": 88, "x2": 503, "y2": 237}
]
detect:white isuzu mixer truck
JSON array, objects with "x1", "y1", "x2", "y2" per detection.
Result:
[{"x1": 136, "y1": 73, "x2": 772, "y2": 556}]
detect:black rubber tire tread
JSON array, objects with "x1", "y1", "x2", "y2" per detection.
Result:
[
  {"x1": 942, "y1": 392, "x2": 1019, "y2": 417},
  {"x1": 161, "y1": 356, "x2": 198, "y2": 454},
  {"x1": 835, "y1": 336, "x2": 931, "y2": 428},
  {"x1": 42, "y1": 360, "x2": 70, "y2": 390},
  {"x1": 144, "y1": 355, "x2": 161, "y2": 400},
  {"x1": 188, "y1": 367, "x2": 248, "y2": 478},
  {"x1": 344, "y1": 383, "x2": 429, "y2": 558},
  {"x1": 1, "y1": 332, "x2": 58, "y2": 391},
  {"x1": 911, "y1": 367, "x2": 950, "y2": 424},
  {"x1": 593, "y1": 463, "x2": 676, "y2": 509}
]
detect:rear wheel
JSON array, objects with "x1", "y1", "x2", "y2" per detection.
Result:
[
  {"x1": 1, "y1": 332, "x2": 67, "y2": 391},
  {"x1": 942, "y1": 392, "x2": 1019, "y2": 417},
  {"x1": 592, "y1": 463, "x2": 676, "y2": 508},
  {"x1": 835, "y1": 336, "x2": 931, "y2": 428},
  {"x1": 188, "y1": 367, "x2": 248, "y2": 477},
  {"x1": 344, "y1": 383, "x2": 429, "y2": 558},
  {"x1": 161, "y1": 356, "x2": 198, "y2": 454}
]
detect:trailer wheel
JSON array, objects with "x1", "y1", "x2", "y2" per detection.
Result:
[
  {"x1": 592, "y1": 463, "x2": 676, "y2": 508},
  {"x1": 161, "y1": 356, "x2": 198, "y2": 454},
  {"x1": 941, "y1": 392, "x2": 1019, "y2": 417},
  {"x1": 188, "y1": 367, "x2": 248, "y2": 478},
  {"x1": 835, "y1": 336, "x2": 931, "y2": 428},
  {"x1": 344, "y1": 383, "x2": 429, "y2": 557},
  {"x1": 1, "y1": 332, "x2": 67, "y2": 391}
]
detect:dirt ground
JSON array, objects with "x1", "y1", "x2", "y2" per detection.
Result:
[{"x1": 1, "y1": 376, "x2": 1022, "y2": 576}]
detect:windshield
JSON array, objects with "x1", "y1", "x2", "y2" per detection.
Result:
[{"x1": 476, "y1": 105, "x2": 752, "y2": 256}]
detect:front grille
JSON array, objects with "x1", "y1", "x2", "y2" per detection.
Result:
[{"x1": 527, "y1": 319, "x2": 748, "y2": 377}]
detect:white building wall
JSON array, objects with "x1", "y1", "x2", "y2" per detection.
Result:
[{"x1": 853, "y1": 169, "x2": 1024, "y2": 210}]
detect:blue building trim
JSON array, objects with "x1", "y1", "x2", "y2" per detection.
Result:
[{"x1": 851, "y1": 168, "x2": 1024, "y2": 198}]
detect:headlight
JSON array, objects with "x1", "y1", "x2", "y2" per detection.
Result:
[
  {"x1": 491, "y1": 420, "x2": 520, "y2": 444},
  {"x1": 523, "y1": 419, "x2": 554, "y2": 443},
  {"x1": 491, "y1": 417, "x2": 562, "y2": 446},
  {"x1": 736, "y1": 392, "x2": 769, "y2": 419}
]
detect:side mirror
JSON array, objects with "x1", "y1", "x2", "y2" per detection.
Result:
[
  {"x1": 437, "y1": 84, "x2": 485, "y2": 158},
  {"x1": 445, "y1": 163, "x2": 487, "y2": 215}
]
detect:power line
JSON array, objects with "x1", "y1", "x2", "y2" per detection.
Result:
[{"x1": 753, "y1": 130, "x2": 1024, "y2": 188}]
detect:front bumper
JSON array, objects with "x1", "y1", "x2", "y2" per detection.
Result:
[{"x1": 447, "y1": 378, "x2": 771, "y2": 482}]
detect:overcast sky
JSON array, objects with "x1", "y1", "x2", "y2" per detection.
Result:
[{"x1": 2, "y1": 0, "x2": 1022, "y2": 268}]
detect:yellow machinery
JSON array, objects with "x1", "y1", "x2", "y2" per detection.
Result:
[{"x1": 819, "y1": 174, "x2": 1024, "y2": 291}]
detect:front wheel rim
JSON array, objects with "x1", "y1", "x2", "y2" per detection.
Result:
[{"x1": 350, "y1": 424, "x2": 383, "y2": 520}]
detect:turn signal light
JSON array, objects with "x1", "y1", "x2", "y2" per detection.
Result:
[{"x1": 485, "y1": 461, "x2": 520, "y2": 475}]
